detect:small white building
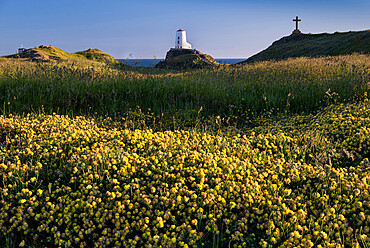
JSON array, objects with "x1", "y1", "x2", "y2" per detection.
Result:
[
  {"x1": 175, "y1": 29, "x2": 192, "y2": 49},
  {"x1": 18, "y1": 46, "x2": 26, "y2": 54}
]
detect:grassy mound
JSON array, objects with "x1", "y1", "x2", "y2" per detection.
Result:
[
  {"x1": 75, "y1": 48, "x2": 118, "y2": 64},
  {"x1": 34, "y1": 45, "x2": 82, "y2": 60},
  {"x1": 241, "y1": 30, "x2": 370, "y2": 64},
  {"x1": 5, "y1": 45, "x2": 118, "y2": 64}
]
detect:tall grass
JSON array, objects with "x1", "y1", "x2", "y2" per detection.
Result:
[{"x1": 0, "y1": 55, "x2": 369, "y2": 123}]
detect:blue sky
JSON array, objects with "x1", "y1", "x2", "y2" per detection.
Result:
[{"x1": 0, "y1": 0, "x2": 369, "y2": 59}]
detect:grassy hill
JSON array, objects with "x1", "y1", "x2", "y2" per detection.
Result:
[
  {"x1": 75, "y1": 48, "x2": 118, "y2": 64},
  {"x1": 5, "y1": 45, "x2": 118, "y2": 64},
  {"x1": 241, "y1": 29, "x2": 370, "y2": 64}
]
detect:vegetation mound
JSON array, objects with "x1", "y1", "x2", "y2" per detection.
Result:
[
  {"x1": 75, "y1": 48, "x2": 118, "y2": 64},
  {"x1": 5, "y1": 45, "x2": 118, "y2": 64},
  {"x1": 240, "y1": 29, "x2": 370, "y2": 64},
  {"x1": 156, "y1": 49, "x2": 220, "y2": 70},
  {"x1": 33, "y1": 45, "x2": 82, "y2": 60}
]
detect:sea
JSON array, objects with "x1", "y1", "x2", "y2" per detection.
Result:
[{"x1": 117, "y1": 58, "x2": 246, "y2": 67}]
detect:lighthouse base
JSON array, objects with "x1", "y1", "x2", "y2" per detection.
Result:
[
  {"x1": 165, "y1": 48, "x2": 199, "y2": 60},
  {"x1": 156, "y1": 48, "x2": 218, "y2": 70}
]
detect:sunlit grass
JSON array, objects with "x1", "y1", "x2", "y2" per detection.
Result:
[{"x1": 1, "y1": 54, "x2": 369, "y2": 124}]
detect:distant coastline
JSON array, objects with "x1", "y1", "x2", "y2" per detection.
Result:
[{"x1": 118, "y1": 58, "x2": 246, "y2": 67}]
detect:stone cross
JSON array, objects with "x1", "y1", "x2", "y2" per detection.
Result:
[{"x1": 293, "y1": 16, "x2": 301, "y2": 31}]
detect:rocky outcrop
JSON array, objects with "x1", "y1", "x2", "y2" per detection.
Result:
[
  {"x1": 165, "y1": 48, "x2": 198, "y2": 59},
  {"x1": 18, "y1": 48, "x2": 49, "y2": 62},
  {"x1": 16, "y1": 45, "x2": 62, "y2": 62},
  {"x1": 156, "y1": 48, "x2": 220, "y2": 70}
]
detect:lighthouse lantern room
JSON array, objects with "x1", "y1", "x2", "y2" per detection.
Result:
[{"x1": 175, "y1": 29, "x2": 192, "y2": 49}]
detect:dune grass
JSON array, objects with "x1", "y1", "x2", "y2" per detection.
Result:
[{"x1": 0, "y1": 54, "x2": 369, "y2": 128}]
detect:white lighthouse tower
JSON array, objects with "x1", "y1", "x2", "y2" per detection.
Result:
[{"x1": 175, "y1": 29, "x2": 192, "y2": 49}]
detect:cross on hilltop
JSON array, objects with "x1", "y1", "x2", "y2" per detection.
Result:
[{"x1": 292, "y1": 16, "x2": 302, "y2": 34}]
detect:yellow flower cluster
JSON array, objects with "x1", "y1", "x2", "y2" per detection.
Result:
[{"x1": 1, "y1": 100, "x2": 369, "y2": 247}]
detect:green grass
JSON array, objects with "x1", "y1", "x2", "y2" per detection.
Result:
[
  {"x1": 243, "y1": 30, "x2": 370, "y2": 64},
  {"x1": 35, "y1": 45, "x2": 84, "y2": 60},
  {"x1": 75, "y1": 48, "x2": 118, "y2": 64},
  {"x1": 0, "y1": 54, "x2": 369, "y2": 129}
]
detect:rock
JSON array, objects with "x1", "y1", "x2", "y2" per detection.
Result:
[
  {"x1": 156, "y1": 48, "x2": 220, "y2": 70},
  {"x1": 165, "y1": 48, "x2": 198, "y2": 59},
  {"x1": 18, "y1": 49, "x2": 49, "y2": 62}
]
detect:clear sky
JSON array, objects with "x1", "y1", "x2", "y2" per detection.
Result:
[{"x1": 0, "y1": 0, "x2": 369, "y2": 59}]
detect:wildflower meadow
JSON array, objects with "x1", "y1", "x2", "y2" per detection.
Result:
[{"x1": 0, "y1": 54, "x2": 369, "y2": 247}]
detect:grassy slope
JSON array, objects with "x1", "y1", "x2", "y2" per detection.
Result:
[
  {"x1": 75, "y1": 48, "x2": 118, "y2": 64},
  {"x1": 36, "y1": 45, "x2": 83, "y2": 60},
  {"x1": 242, "y1": 30, "x2": 370, "y2": 64},
  {"x1": 4, "y1": 45, "x2": 118, "y2": 64}
]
